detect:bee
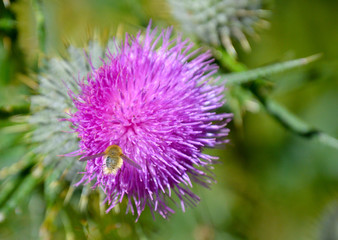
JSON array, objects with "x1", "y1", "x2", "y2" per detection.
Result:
[{"x1": 79, "y1": 145, "x2": 141, "y2": 175}]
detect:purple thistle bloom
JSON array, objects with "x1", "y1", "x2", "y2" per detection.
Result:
[{"x1": 67, "y1": 24, "x2": 231, "y2": 219}]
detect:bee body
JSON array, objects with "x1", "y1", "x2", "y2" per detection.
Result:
[
  {"x1": 79, "y1": 144, "x2": 141, "y2": 175},
  {"x1": 103, "y1": 155, "x2": 123, "y2": 175}
]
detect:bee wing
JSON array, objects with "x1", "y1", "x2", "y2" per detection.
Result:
[
  {"x1": 79, "y1": 153, "x2": 105, "y2": 162},
  {"x1": 121, "y1": 154, "x2": 141, "y2": 170}
]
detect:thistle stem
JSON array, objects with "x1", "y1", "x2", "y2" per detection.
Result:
[
  {"x1": 251, "y1": 84, "x2": 338, "y2": 149},
  {"x1": 215, "y1": 48, "x2": 338, "y2": 149}
]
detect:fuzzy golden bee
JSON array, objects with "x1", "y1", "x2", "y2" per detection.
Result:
[{"x1": 79, "y1": 145, "x2": 141, "y2": 174}]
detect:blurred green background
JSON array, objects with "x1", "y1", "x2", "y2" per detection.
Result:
[{"x1": 0, "y1": 0, "x2": 337, "y2": 239}]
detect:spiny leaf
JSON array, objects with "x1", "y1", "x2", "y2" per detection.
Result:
[{"x1": 224, "y1": 54, "x2": 322, "y2": 85}]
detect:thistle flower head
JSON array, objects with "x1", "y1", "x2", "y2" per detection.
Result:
[
  {"x1": 68, "y1": 24, "x2": 231, "y2": 218},
  {"x1": 169, "y1": 0, "x2": 269, "y2": 56}
]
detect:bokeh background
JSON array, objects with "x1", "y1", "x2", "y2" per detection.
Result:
[{"x1": 0, "y1": 0, "x2": 337, "y2": 239}]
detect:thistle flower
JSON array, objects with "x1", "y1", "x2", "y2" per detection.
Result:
[
  {"x1": 169, "y1": 0, "x2": 269, "y2": 56},
  {"x1": 67, "y1": 24, "x2": 231, "y2": 219}
]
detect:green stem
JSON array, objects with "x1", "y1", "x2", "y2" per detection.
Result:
[
  {"x1": 251, "y1": 85, "x2": 338, "y2": 149},
  {"x1": 216, "y1": 48, "x2": 338, "y2": 149},
  {"x1": 213, "y1": 48, "x2": 246, "y2": 72}
]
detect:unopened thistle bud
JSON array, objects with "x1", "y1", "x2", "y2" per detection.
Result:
[
  {"x1": 29, "y1": 41, "x2": 113, "y2": 182},
  {"x1": 169, "y1": 0, "x2": 269, "y2": 56}
]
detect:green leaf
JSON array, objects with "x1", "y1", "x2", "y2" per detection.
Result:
[
  {"x1": 0, "y1": 164, "x2": 44, "y2": 219},
  {"x1": 224, "y1": 54, "x2": 322, "y2": 85}
]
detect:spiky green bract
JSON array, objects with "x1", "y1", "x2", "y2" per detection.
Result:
[{"x1": 169, "y1": 0, "x2": 269, "y2": 56}]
